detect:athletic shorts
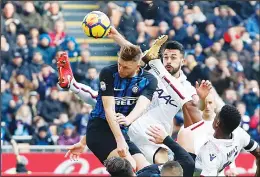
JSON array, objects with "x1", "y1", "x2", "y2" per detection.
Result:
[
  {"x1": 128, "y1": 121, "x2": 169, "y2": 164},
  {"x1": 86, "y1": 118, "x2": 142, "y2": 163}
]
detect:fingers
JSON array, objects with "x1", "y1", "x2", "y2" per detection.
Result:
[
  {"x1": 65, "y1": 150, "x2": 71, "y2": 158},
  {"x1": 195, "y1": 81, "x2": 199, "y2": 89}
]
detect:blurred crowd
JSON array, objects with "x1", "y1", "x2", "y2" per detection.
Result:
[
  {"x1": 1, "y1": 1, "x2": 99, "y2": 146},
  {"x1": 1, "y1": 1, "x2": 259, "y2": 146},
  {"x1": 103, "y1": 1, "x2": 260, "y2": 142}
]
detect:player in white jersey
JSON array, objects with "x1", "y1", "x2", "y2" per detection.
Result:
[
  {"x1": 195, "y1": 105, "x2": 260, "y2": 176},
  {"x1": 62, "y1": 28, "x2": 211, "y2": 164}
]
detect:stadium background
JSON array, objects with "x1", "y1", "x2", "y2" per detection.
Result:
[{"x1": 1, "y1": 1, "x2": 259, "y2": 176}]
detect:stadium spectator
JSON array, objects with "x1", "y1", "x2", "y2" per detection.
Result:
[
  {"x1": 57, "y1": 122, "x2": 80, "y2": 145},
  {"x1": 136, "y1": 22, "x2": 151, "y2": 51},
  {"x1": 28, "y1": 91, "x2": 42, "y2": 118},
  {"x1": 30, "y1": 125, "x2": 54, "y2": 145},
  {"x1": 245, "y1": 4, "x2": 260, "y2": 40},
  {"x1": 36, "y1": 34, "x2": 56, "y2": 65},
  {"x1": 249, "y1": 106, "x2": 260, "y2": 132},
  {"x1": 42, "y1": 2, "x2": 64, "y2": 33},
  {"x1": 15, "y1": 34, "x2": 34, "y2": 64},
  {"x1": 228, "y1": 39, "x2": 251, "y2": 68},
  {"x1": 9, "y1": 104, "x2": 34, "y2": 136},
  {"x1": 2, "y1": 52, "x2": 29, "y2": 82},
  {"x1": 117, "y1": 2, "x2": 143, "y2": 44},
  {"x1": 236, "y1": 102, "x2": 251, "y2": 131},
  {"x1": 1, "y1": 2, "x2": 21, "y2": 29},
  {"x1": 213, "y1": 5, "x2": 242, "y2": 37},
  {"x1": 39, "y1": 87, "x2": 65, "y2": 123},
  {"x1": 183, "y1": 26, "x2": 200, "y2": 50},
  {"x1": 86, "y1": 67, "x2": 99, "y2": 91},
  {"x1": 28, "y1": 27, "x2": 40, "y2": 48},
  {"x1": 242, "y1": 80, "x2": 260, "y2": 116},
  {"x1": 199, "y1": 23, "x2": 221, "y2": 48},
  {"x1": 36, "y1": 65, "x2": 58, "y2": 100},
  {"x1": 74, "y1": 50, "x2": 92, "y2": 84},
  {"x1": 249, "y1": 122, "x2": 260, "y2": 144},
  {"x1": 193, "y1": 43, "x2": 206, "y2": 63},
  {"x1": 1, "y1": 79, "x2": 13, "y2": 123},
  {"x1": 29, "y1": 52, "x2": 44, "y2": 74},
  {"x1": 169, "y1": 16, "x2": 187, "y2": 44},
  {"x1": 49, "y1": 20, "x2": 66, "y2": 47},
  {"x1": 204, "y1": 42, "x2": 227, "y2": 60},
  {"x1": 1, "y1": 35, "x2": 11, "y2": 65},
  {"x1": 158, "y1": 21, "x2": 170, "y2": 36},
  {"x1": 19, "y1": 2, "x2": 42, "y2": 31},
  {"x1": 228, "y1": 51, "x2": 244, "y2": 72},
  {"x1": 60, "y1": 36, "x2": 81, "y2": 72},
  {"x1": 210, "y1": 58, "x2": 234, "y2": 96},
  {"x1": 185, "y1": 53, "x2": 210, "y2": 86},
  {"x1": 73, "y1": 103, "x2": 92, "y2": 136},
  {"x1": 161, "y1": 1, "x2": 182, "y2": 27}
]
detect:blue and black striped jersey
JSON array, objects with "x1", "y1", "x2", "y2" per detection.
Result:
[{"x1": 90, "y1": 64, "x2": 157, "y2": 129}]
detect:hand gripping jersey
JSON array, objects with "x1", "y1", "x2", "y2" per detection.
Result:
[{"x1": 195, "y1": 127, "x2": 258, "y2": 176}]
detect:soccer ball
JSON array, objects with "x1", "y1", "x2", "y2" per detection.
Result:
[{"x1": 82, "y1": 11, "x2": 111, "y2": 38}]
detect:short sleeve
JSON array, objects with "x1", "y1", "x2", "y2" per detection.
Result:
[
  {"x1": 99, "y1": 67, "x2": 114, "y2": 96},
  {"x1": 237, "y1": 127, "x2": 258, "y2": 152},
  {"x1": 141, "y1": 74, "x2": 158, "y2": 100}
]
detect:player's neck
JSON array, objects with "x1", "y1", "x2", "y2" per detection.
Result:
[
  {"x1": 214, "y1": 131, "x2": 232, "y2": 140},
  {"x1": 173, "y1": 70, "x2": 181, "y2": 78}
]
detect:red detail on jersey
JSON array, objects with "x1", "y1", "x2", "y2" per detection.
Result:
[
  {"x1": 191, "y1": 121, "x2": 205, "y2": 131},
  {"x1": 163, "y1": 76, "x2": 185, "y2": 100}
]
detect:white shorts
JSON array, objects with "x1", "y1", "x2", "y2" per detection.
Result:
[{"x1": 128, "y1": 115, "x2": 169, "y2": 163}]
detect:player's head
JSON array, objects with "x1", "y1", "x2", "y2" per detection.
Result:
[
  {"x1": 118, "y1": 45, "x2": 142, "y2": 78},
  {"x1": 161, "y1": 160, "x2": 183, "y2": 176},
  {"x1": 161, "y1": 41, "x2": 185, "y2": 76},
  {"x1": 213, "y1": 105, "x2": 241, "y2": 135},
  {"x1": 203, "y1": 92, "x2": 217, "y2": 119},
  {"x1": 104, "y1": 157, "x2": 135, "y2": 177}
]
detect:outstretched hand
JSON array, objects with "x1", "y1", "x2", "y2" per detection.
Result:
[
  {"x1": 65, "y1": 142, "x2": 86, "y2": 161},
  {"x1": 195, "y1": 80, "x2": 212, "y2": 100}
]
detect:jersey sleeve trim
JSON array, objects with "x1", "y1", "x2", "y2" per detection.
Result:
[{"x1": 244, "y1": 139, "x2": 258, "y2": 152}]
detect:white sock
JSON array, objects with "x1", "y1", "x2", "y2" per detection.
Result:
[{"x1": 69, "y1": 78, "x2": 98, "y2": 103}]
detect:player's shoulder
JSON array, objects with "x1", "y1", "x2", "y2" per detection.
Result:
[
  {"x1": 142, "y1": 69, "x2": 158, "y2": 82},
  {"x1": 100, "y1": 64, "x2": 118, "y2": 74}
]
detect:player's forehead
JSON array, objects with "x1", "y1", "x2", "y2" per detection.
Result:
[
  {"x1": 118, "y1": 58, "x2": 136, "y2": 67},
  {"x1": 163, "y1": 49, "x2": 181, "y2": 57}
]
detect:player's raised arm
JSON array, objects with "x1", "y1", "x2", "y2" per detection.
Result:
[
  {"x1": 99, "y1": 67, "x2": 128, "y2": 157},
  {"x1": 108, "y1": 26, "x2": 133, "y2": 47}
]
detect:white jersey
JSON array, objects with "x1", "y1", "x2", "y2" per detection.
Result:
[
  {"x1": 128, "y1": 69, "x2": 195, "y2": 163},
  {"x1": 195, "y1": 127, "x2": 258, "y2": 176},
  {"x1": 130, "y1": 70, "x2": 196, "y2": 135}
]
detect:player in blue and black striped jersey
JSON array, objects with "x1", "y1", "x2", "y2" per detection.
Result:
[
  {"x1": 85, "y1": 44, "x2": 159, "y2": 170},
  {"x1": 62, "y1": 28, "x2": 167, "y2": 171}
]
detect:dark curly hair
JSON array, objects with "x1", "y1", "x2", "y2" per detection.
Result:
[{"x1": 219, "y1": 105, "x2": 241, "y2": 134}]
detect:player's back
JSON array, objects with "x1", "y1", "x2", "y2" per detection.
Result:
[{"x1": 195, "y1": 127, "x2": 252, "y2": 176}]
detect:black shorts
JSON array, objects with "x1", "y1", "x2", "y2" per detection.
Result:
[{"x1": 86, "y1": 118, "x2": 142, "y2": 163}]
